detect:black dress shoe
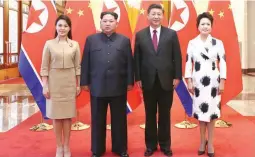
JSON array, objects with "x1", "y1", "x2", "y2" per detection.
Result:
[
  {"x1": 160, "y1": 148, "x2": 173, "y2": 157},
  {"x1": 144, "y1": 148, "x2": 157, "y2": 156},
  {"x1": 120, "y1": 152, "x2": 129, "y2": 157},
  {"x1": 198, "y1": 140, "x2": 208, "y2": 155},
  {"x1": 207, "y1": 152, "x2": 215, "y2": 157},
  {"x1": 91, "y1": 153, "x2": 100, "y2": 157}
]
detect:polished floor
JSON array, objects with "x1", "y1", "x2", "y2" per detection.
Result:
[
  {"x1": 0, "y1": 84, "x2": 39, "y2": 132},
  {"x1": 0, "y1": 74, "x2": 254, "y2": 132}
]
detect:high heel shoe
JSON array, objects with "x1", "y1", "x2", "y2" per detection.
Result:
[
  {"x1": 56, "y1": 146, "x2": 63, "y2": 157},
  {"x1": 198, "y1": 140, "x2": 208, "y2": 155},
  {"x1": 207, "y1": 152, "x2": 215, "y2": 157},
  {"x1": 63, "y1": 145, "x2": 71, "y2": 157},
  {"x1": 207, "y1": 142, "x2": 215, "y2": 157}
]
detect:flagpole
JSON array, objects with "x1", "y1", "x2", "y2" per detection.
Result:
[
  {"x1": 174, "y1": 112, "x2": 197, "y2": 129},
  {"x1": 71, "y1": 110, "x2": 90, "y2": 131},
  {"x1": 30, "y1": 113, "x2": 53, "y2": 131}
]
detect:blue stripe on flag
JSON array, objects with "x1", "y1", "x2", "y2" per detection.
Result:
[
  {"x1": 175, "y1": 79, "x2": 193, "y2": 117},
  {"x1": 126, "y1": 102, "x2": 132, "y2": 114},
  {"x1": 18, "y1": 49, "x2": 48, "y2": 119},
  {"x1": 126, "y1": 108, "x2": 131, "y2": 114}
]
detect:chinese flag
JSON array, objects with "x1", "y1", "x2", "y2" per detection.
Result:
[
  {"x1": 168, "y1": 0, "x2": 198, "y2": 116},
  {"x1": 208, "y1": 0, "x2": 243, "y2": 106},
  {"x1": 65, "y1": 1, "x2": 96, "y2": 109},
  {"x1": 132, "y1": 1, "x2": 168, "y2": 49},
  {"x1": 102, "y1": 0, "x2": 132, "y2": 39}
]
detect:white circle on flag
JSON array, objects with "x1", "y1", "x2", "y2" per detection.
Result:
[
  {"x1": 25, "y1": 0, "x2": 48, "y2": 33},
  {"x1": 95, "y1": 0, "x2": 121, "y2": 31},
  {"x1": 103, "y1": 0, "x2": 121, "y2": 22},
  {"x1": 170, "y1": 0, "x2": 189, "y2": 32}
]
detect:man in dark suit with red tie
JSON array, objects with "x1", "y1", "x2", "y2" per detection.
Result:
[{"x1": 134, "y1": 4, "x2": 182, "y2": 157}]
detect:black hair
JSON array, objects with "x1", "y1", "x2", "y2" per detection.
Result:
[
  {"x1": 196, "y1": 12, "x2": 214, "y2": 28},
  {"x1": 147, "y1": 4, "x2": 164, "y2": 14},
  {"x1": 54, "y1": 15, "x2": 72, "y2": 39},
  {"x1": 100, "y1": 11, "x2": 118, "y2": 20}
]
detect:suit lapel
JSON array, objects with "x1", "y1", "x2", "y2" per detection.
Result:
[
  {"x1": 157, "y1": 26, "x2": 167, "y2": 54},
  {"x1": 206, "y1": 38, "x2": 217, "y2": 58},
  {"x1": 195, "y1": 35, "x2": 216, "y2": 60},
  {"x1": 145, "y1": 27, "x2": 157, "y2": 55},
  {"x1": 194, "y1": 35, "x2": 209, "y2": 59}
]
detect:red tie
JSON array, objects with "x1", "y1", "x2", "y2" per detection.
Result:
[{"x1": 152, "y1": 30, "x2": 158, "y2": 51}]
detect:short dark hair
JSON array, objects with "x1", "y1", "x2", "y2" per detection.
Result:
[
  {"x1": 147, "y1": 4, "x2": 164, "y2": 14},
  {"x1": 196, "y1": 12, "x2": 214, "y2": 28},
  {"x1": 54, "y1": 15, "x2": 72, "y2": 39},
  {"x1": 100, "y1": 11, "x2": 118, "y2": 20}
]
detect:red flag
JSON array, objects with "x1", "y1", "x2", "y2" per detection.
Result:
[
  {"x1": 18, "y1": 0, "x2": 57, "y2": 118},
  {"x1": 169, "y1": 0, "x2": 198, "y2": 74},
  {"x1": 103, "y1": 0, "x2": 141, "y2": 112},
  {"x1": 65, "y1": 1, "x2": 96, "y2": 109},
  {"x1": 208, "y1": 0, "x2": 243, "y2": 105},
  {"x1": 132, "y1": 1, "x2": 168, "y2": 49},
  {"x1": 21, "y1": 0, "x2": 57, "y2": 74},
  {"x1": 102, "y1": 0, "x2": 132, "y2": 39},
  {"x1": 168, "y1": 0, "x2": 198, "y2": 116}
]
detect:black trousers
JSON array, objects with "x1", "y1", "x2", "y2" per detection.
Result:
[
  {"x1": 143, "y1": 74, "x2": 173, "y2": 150},
  {"x1": 90, "y1": 95, "x2": 127, "y2": 155}
]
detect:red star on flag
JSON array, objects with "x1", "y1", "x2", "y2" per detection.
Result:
[
  {"x1": 169, "y1": 4, "x2": 185, "y2": 27},
  {"x1": 102, "y1": 2, "x2": 117, "y2": 13},
  {"x1": 26, "y1": 6, "x2": 45, "y2": 30}
]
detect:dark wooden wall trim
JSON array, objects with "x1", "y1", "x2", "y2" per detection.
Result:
[
  {"x1": 3, "y1": 0, "x2": 9, "y2": 68},
  {"x1": 242, "y1": 68, "x2": 255, "y2": 74}
]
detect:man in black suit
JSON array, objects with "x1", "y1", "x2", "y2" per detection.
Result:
[
  {"x1": 134, "y1": 4, "x2": 182, "y2": 157},
  {"x1": 80, "y1": 11, "x2": 133, "y2": 157}
]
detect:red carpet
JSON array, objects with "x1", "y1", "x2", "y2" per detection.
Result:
[
  {"x1": 0, "y1": 93, "x2": 254, "y2": 157},
  {"x1": 245, "y1": 116, "x2": 255, "y2": 124}
]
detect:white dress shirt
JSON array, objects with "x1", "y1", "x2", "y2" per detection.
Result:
[{"x1": 150, "y1": 26, "x2": 161, "y2": 44}]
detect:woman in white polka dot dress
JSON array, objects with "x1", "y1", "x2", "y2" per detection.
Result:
[{"x1": 185, "y1": 12, "x2": 227, "y2": 157}]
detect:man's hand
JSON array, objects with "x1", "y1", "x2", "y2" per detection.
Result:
[
  {"x1": 127, "y1": 85, "x2": 133, "y2": 91},
  {"x1": 136, "y1": 81, "x2": 142, "y2": 88},
  {"x1": 173, "y1": 79, "x2": 180, "y2": 89}
]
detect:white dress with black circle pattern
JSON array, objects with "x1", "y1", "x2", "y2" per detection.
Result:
[{"x1": 185, "y1": 34, "x2": 227, "y2": 122}]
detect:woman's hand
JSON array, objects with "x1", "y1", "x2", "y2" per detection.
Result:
[
  {"x1": 188, "y1": 82, "x2": 194, "y2": 95},
  {"x1": 76, "y1": 86, "x2": 81, "y2": 96},
  {"x1": 187, "y1": 78, "x2": 194, "y2": 94},
  {"x1": 218, "y1": 80, "x2": 225, "y2": 94},
  {"x1": 43, "y1": 86, "x2": 50, "y2": 99}
]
